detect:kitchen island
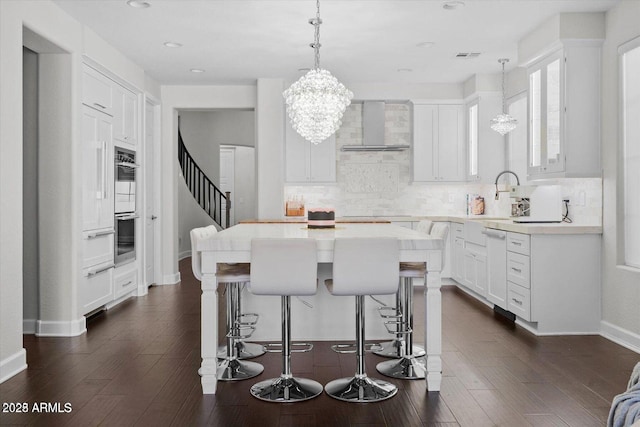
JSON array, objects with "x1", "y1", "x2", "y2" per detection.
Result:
[{"x1": 192, "y1": 223, "x2": 445, "y2": 394}]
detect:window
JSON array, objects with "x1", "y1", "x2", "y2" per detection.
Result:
[
  {"x1": 467, "y1": 100, "x2": 479, "y2": 179},
  {"x1": 620, "y1": 37, "x2": 640, "y2": 269}
]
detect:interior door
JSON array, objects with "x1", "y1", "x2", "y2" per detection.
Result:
[
  {"x1": 144, "y1": 101, "x2": 156, "y2": 287},
  {"x1": 219, "y1": 147, "x2": 235, "y2": 227}
]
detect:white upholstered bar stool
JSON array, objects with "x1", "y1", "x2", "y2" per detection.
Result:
[
  {"x1": 377, "y1": 222, "x2": 449, "y2": 380},
  {"x1": 248, "y1": 238, "x2": 323, "y2": 403},
  {"x1": 374, "y1": 219, "x2": 432, "y2": 359},
  {"x1": 324, "y1": 238, "x2": 400, "y2": 403},
  {"x1": 190, "y1": 226, "x2": 264, "y2": 382}
]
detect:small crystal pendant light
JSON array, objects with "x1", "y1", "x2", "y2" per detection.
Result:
[{"x1": 490, "y1": 58, "x2": 518, "y2": 136}]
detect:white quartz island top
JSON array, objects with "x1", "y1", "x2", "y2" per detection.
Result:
[{"x1": 196, "y1": 223, "x2": 444, "y2": 263}]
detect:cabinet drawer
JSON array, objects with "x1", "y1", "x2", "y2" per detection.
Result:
[
  {"x1": 452, "y1": 223, "x2": 464, "y2": 239},
  {"x1": 507, "y1": 282, "x2": 531, "y2": 321},
  {"x1": 507, "y1": 251, "x2": 530, "y2": 288},
  {"x1": 82, "y1": 230, "x2": 114, "y2": 268},
  {"x1": 114, "y1": 268, "x2": 137, "y2": 299},
  {"x1": 507, "y1": 232, "x2": 530, "y2": 255},
  {"x1": 81, "y1": 263, "x2": 114, "y2": 314},
  {"x1": 82, "y1": 65, "x2": 114, "y2": 115}
]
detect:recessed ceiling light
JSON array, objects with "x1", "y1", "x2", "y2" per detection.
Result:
[
  {"x1": 190, "y1": 68, "x2": 205, "y2": 73},
  {"x1": 127, "y1": 0, "x2": 150, "y2": 8},
  {"x1": 164, "y1": 42, "x2": 182, "y2": 48},
  {"x1": 442, "y1": 1, "x2": 465, "y2": 10},
  {"x1": 397, "y1": 68, "x2": 413, "y2": 73},
  {"x1": 416, "y1": 41, "x2": 435, "y2": 48}
]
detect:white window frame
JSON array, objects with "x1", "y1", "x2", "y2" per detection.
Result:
[{"x1": 619, "y1": 36, "x2": 640, "y2": 270}]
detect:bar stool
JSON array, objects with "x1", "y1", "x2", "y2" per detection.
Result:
[
  {"x1": 190, "y1": 226, "x2": 264, "y2": 382},
  {"x1": 324, "y1": 238, "x2": 399, "y2": 403},
  {"x1": 374, "y1": 219, "x2": 432, "y2": 359},
  {"x1": 376, "y1": 222, "x2": 449, "y2": 380},
  {"x1": 248, "y1": 238, "x2": 323, "y2": 403}
]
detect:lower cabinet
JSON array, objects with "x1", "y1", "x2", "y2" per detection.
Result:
[
  {"x1": 80, "y1": 263, "x2": 114, "y2": 314},
  {"x1": 463, "y1": 243, "x2": 487, "y2": 298},
  {"x1": 114, "y1": 267, "x2": 138, "y2": 300},
  {"x1": 456, "y1": 228, "x2": 601, "y2": 335},
  {"x1": 451, "y1": 223, "x2": 465, "y2": 283}
]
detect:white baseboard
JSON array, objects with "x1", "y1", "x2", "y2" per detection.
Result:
[
  {"x1": 600, "y1": 321, "x2": 640, "y2": 354},
  {"x1": 23, "y1": 319, "x2": 37, "y2": 335},
  {"x1": 178, "y1": 250, "x2": 191, "y2": 261},
  {"x1": 0, "y1": 349, "x2": 27, "y2": 383},
  {"x1": 161, "y1": 272, "x2": 180, "y2": 285},
  {"x1": 36, "y1": 317, "x2": 86, "y2": 337}
]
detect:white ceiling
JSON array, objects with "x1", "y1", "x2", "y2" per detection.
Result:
[{"x1": 53, "y1": 0, "x2": 619, "y2": 86}]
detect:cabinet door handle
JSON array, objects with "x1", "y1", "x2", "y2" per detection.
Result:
[
  {"x1": 87, "y1": 229, "x2": 115, "y2": 239},
  {"x1": 512, "y1": 298, "x2": 523, "y2": 305},
  {"x1": 93, "y1": 102, "x2": 106, "y2": 110},
  {"x1": 511, "y1": 267, "x2": 522, "y2": 273},
  {"x1": 511, "y1": 241, "x2": 522, "y2": 246},
  {"x1": 482, "y1": 229, "x2": 506, "y2": 239},
  {"x1": 121, "y1": 281, "x2": 132, "y2": 288},
  {"x1": 102, "y1": 140, "x2": 108, "y2": 199},
  {"x1": 87, "y1": 263, "x2": 115, "y2": 277}
]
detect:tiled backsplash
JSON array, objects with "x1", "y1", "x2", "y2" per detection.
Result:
[{"x1": 284, "y1": 103, "x2": 602, "y2": 224}]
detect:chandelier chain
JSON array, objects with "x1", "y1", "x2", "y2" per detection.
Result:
[
  {"x1": 313, "y1": 0, "x2": 321, "y2": 69},
  {"x1": 500, "y1": 58, "x2": 507, "y2": 113}
]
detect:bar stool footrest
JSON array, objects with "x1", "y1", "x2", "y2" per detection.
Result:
[
  {"x1": 237, "y1": 312, "x2": 259, "y2": 326},
  {"x1": 378, "y1": 306, "x2": 402, "y2": 319},
  {"x1": 265, "y1": 342, "x2": 314, "y2": 353},
  {"x1": 331, "y1": 342, "x2": 383, "y2": 354},
  {"x1": 383, "y1": 321, "x2": 412, "y2": 335},
  {"x1": 226, "y1": 324, "x2": 256, "y2": 340}
]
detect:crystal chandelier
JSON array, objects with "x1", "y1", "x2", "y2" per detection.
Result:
[
  {"x1": 490, "y1": 58, "x2": 518, "y2": 136},
  {"x1": 283, "y1": 0, "x2": 353, "y2": 145}
]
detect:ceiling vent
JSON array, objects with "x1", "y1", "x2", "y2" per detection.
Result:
[{"x1": 456, "y1": 52, "x2": 481, "y2": 58}]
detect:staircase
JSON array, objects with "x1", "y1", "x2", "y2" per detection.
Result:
[{"x1": 178, "y1": 129, "x2": 231, "y2": 229}]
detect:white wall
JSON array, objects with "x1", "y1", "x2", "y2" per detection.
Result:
[
  {"x1": 22, "y1": 47, "x2": 39, "y2": 331},
  {"x1": 600, "y1": 0, "x2": 640, "y2": 348}
]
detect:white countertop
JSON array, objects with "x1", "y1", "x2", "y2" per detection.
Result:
[
  {"x1": 339, "y1": 215, "x2": 602, "y2": 235},
  {"x1": 196, "y1": 223, "x2": 443, "y2": 253}
]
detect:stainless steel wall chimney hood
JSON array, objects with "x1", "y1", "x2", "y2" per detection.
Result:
[{"x1": 341, "y1": 101, "x2": 411, "y2": 152}]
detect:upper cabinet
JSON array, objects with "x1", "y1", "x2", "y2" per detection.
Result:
[
  {"x1": 465, "y1": 93, "x2": 506, "y2": 183},
  {"x1": 113, "y1": 85, "x2": 138, "y2": 146},
  {"x1": 285, "y1": 124, "x2": 336, "y2": 183},
  {"x1": 412, "y1": 102, "x2": 465, "y2": 182},
  {"x1": 520, "y1": 13, "x2": 603, "y2": 180},
  {"x1": 82, "y1": 64, "x2": 114, "y2": 116}
]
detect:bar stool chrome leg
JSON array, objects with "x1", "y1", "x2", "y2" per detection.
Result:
[
  {"x1": 325, "y1": 296, "x2": 398, "y2": 402},
  {"x1": 217, "y1": 284, "x2": 266, "y2": 360},
  {"x1": 218, "y1": 282, "x2": 263, "y2": 381},
  {"x1": 374, "y1": 281, "x2": 425, "y2": 358},
  {"x1": 250, "y1": 296, "x2": 323, "y2": 402},
  {"x1": 376, "y1": 278, "x2": 426, "y2": 379}
]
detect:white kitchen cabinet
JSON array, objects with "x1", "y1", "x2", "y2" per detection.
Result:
[
  {"x1": 526, "y1": 42, "x2": 602, "y2": 179},
  {"x1": 80, "y1": 263, "x2": 114, "y2": 314},
  {"x1": 484, "y1": 228, "x2": 507, "y2": 308},
  {"x1": 82, "y1": 105, "x2": 114, "y2": 232},
  {"x1": 82, "y1": 229, "x2": 114, "y2": 269},
  {"x1": 114, "y1": 267, "x2": 138, "y2": 300},
  {"x1": 113, "y1": 85, "x2": 138, "y2": 146},
  {"x1": 285, "y1": 124, "x2": 336, "y2": 183},
  {"x1": 82, "y1": 64, "x2": 114, "y2": 116},
  {"x1": 412, "y1": 102, "x2": 465, "y2": 182},
  {"x1": 465, "y1": 94, "x2": 506, "y2": 183},
  {"x1": 463, "y1": 243, "x2": 487, "y2": 297}
]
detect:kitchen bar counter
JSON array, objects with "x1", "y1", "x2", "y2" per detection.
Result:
[{"x1": 193, "y1": 223, "x2": 445, "y2": 394}]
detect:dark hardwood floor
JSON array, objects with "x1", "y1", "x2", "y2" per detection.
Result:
[{"x1": 1, "y1": 258, "x2": 638, "y2": 426}]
